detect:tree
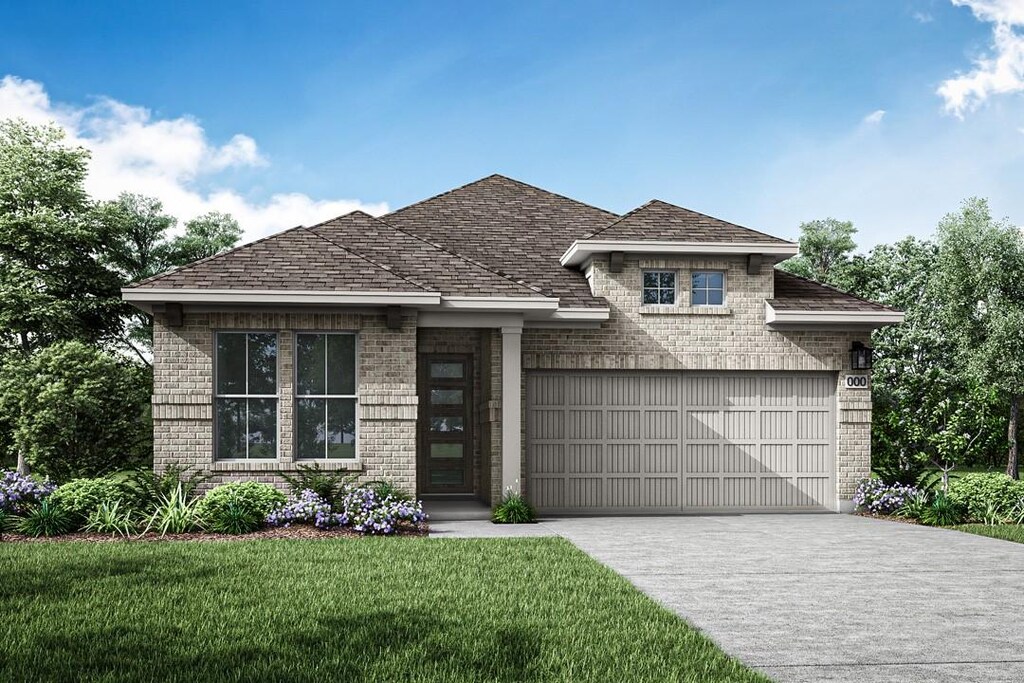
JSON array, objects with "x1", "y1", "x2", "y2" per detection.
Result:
[
  {"x1": 0, "y1": 342, "x2": 152, "y2": 481},
  {"x1": 779, "y1": 218, "x2": 858, "y2": 287},
  {"x1": 164, "y1": 211, "x2": 242, "y2": 265},
  {"x1": 0, "y1": 119, "x2": 125, "y2": 355},
  {"x1": 932, "y1": 198, "x2": 1024, "y2": 479}
]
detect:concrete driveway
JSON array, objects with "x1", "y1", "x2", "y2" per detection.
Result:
[
  {"x1": 550, "y1": 515, "x2": 1024, "y2": 683},
  {"x1": 432, "y1": 514, "x2": 1024, "y2": 682}
]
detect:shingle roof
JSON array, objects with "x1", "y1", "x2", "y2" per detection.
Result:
[
  {"x1": 384, "y1": 174, "x2": 616, "y2": 308},
  {"x1": 131, "y1": 222, "x2": 425, "y2": 292},
  {"x1": 769, "y1": 270, "x2": 899, "y2": 313},
  {"x1": 127, "y1": 173, "x2": 895, "y2": 317},
  {"x1": 585, "y1": 199, "x2": 794, "y2": 244},
  {"x1": 132, "y1": 211, "x2": 546, "y2": 298}
]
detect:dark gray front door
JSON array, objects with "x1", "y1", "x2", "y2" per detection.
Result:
[{"x1": 418, "y1": 355, "x2": 473, "y2": 494}]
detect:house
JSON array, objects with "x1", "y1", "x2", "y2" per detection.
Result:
[{"x1": 123, "y1": 175, "x2": 902, "y2": 513}]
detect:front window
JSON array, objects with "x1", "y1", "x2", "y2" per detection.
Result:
[
  {"x1": 295, "y1": 333, "x2": 357, "y2": 459},
  {"x1": 642, "y1": 270, "x2": 676, "y2": 305},
  {"x1": 215, "y1": 332, "x2": 278, "y2": 459},
  {"x1": 691, "y1": 271, "x2": 725, "y2": 306}
]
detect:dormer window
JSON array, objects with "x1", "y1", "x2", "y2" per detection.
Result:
[
  {"x1": 691, "y1": 271, "x2": 725, "y2": 306},
  {"x1": 642, "y1": 270, "x2": 676, "y2": 305}
]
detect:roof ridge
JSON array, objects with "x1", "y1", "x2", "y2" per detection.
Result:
[
  {"x1": 369, "y1": 213, "x2": 550, "y2": 297},
  {"x1": 305, "y1": 219, "x2": 436, "y2": 293},
  {"x1": 129, "y1": 222, "x2": 313, "y2": 287},
  {"x1": 385, "y1": 173, "x2": 619, "y2": 223},
  {"x1": 583, "y1": 200, "x2": 658, "y2": 239},
  {"x1": 772, "y1": 268, "x2": 900, "y2": 312}
]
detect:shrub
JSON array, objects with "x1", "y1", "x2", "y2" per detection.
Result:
[
  {"x1": 265, "y1": 489, "x2": 335, "y2": 528},
  {"x1": 919, "y1": 492, "x2": 965, "y2": 527},
  {"x1": 896, "y1": 490, "x2": 930, "y2": 520},
  {"x1": 365, "y1": 480, "x2": 412, "y2": 502},
  {"x1": 339, "y1": 487, "x2": 427, "y2": 535},
  {"x1": 278, "y1": 464, "x2": 354, "y2": 507},
  {"x1": 0, "y1": 509, "x2": 18, "y2": 539},
  {"x1": 947, "y1": 473, "x2": 1024, "y2": 522},
  {"x1": 49, "y1": 478, "x2": 126, "y2": 528},
  {"x1": 126, "y1": 463, "x2": 210, "y2": 511},
  {"x1": 17, "y1": 500, "x2": 73, "y2": 537},
  {"x1": 144, "y1": 484, "x2": 203, "y2": 535},
  {"x1": 853, "y1": 478, "x2": 922, "y2": 515},
  {"x1": 84, "y1": 499, "x2": 137, "y2": 537},
  {"x1": 492, "y1": 490, "x2": 538, "y2": 524},
  {"x1": 196, "y1": 482, "x2": 285, "y2": 533},
  {"x1": 0, "y1": 469, "x2": 56, "y2": 514},
  {"x1": 0, "y1": 341, "x2": 152, "y2": 480}
]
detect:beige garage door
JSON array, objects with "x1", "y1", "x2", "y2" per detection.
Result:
[{"x1": 526, "y1": 372, "x2": 835, "y2": 513}]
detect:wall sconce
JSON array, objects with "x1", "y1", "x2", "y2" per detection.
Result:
[{"x1": 850, "y1": 341, "x2": 873, "y2": 370}]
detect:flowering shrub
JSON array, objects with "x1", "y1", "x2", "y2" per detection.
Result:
[
  {"x1": 0, "y1": 469, "x2": 56, "y2": 514},
  {"x1": 340, "y1": 487, "x2": 426, "y2": 535},
  {"x1": 853, "y1": 478, "x2": 922, "y2": 515},
  {"x1": 266, "y1": 486, "x2": 427, "y2": 535},
  {"x1": 265, "y1": 489, "x2": 340, "y2": 528}
]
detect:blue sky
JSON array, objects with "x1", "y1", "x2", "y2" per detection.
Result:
[{"x1": 1, "y1": 0, "x2": 1022, "y2": 248}]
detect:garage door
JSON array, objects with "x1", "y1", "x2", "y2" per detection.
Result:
[{"x1": 526, "y1": 372, "x2": 835, "y2": 513}]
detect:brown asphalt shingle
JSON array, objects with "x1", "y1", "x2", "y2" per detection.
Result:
[
  {"x1": 127, "y1": 173, "x2": 895, "y2": 316},
  {"x1": 384, "y1": 174, "x2": 616, "y2": 308},
  {"x1": 585, "y1": 199, "x2": 794, "y2": 244},
  {"x1": 769, "y1": 270, "x2": 899, "y2": 313}
]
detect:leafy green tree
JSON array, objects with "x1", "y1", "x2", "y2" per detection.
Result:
[
  {"x1": 779, "y1": 218, "x2": 858, "y2": 287},
  {"x1": 96, "y1": 193, "x2": 177, "y2": 282},
  {"x1": 932, "y1": 198, "x2": 1024, "y2": 479},
  {"x1": 0, "y1": 119, "x2": 124, "y2": 355},
  {"x1": 164, "y1": 211, "x2": 242, "y2": 265},
  {"x1": 0, "y1": 341, "x2": 152, "y2": 481}
]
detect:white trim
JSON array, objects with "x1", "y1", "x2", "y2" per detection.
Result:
[
  {"x1": 417, "y1": 312, "x2": 524, "y2": 328},
  {"x1": 123, "y1": 288, "x2": 441, "y2": 306},
  {"x1": 764, "y1": 302, "x2": 905, "y2": 326},
  {"x1": 560, "y1": 240, "x2": 799, "y2": 266},
  {"x1": 438, "y1": 296, "x2": 559, "y2": 311},
  {"x1": 546, "y1": 307, "x2": 610, "y2": 321},
  {"x1": 501, "y1": 326, "x2": 522, "y2": 495}
]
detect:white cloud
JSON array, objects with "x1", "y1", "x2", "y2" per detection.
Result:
[
  {"x1": 913, "y1": 11, "x2": 936, "y2": 23},
  {"x1": 0, "y1": 75, "x2": 387, "y2": 241},
  {"x1": 862, "y1": 109, "x2": 887, "y2": 124},
  {"x1": 938, "y1": 1, "x2": 1024, "y2": 117}
]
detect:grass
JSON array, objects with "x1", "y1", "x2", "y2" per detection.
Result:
[
  {"x1": 952, "y1": 524, "x2": 1024, "y2": 544},
  {"x1": 0, "y1": 537, "x2": 767, "y2": 683}
]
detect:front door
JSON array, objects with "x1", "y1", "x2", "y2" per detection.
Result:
[{"x1": 418, "y1": 354, "x2": 473, "y2": 494}]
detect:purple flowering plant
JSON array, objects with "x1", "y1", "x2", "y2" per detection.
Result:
[
  {"x1": 1, "y1": 469, "x2": 56, "y2": 514},
  {"x1": 265, "y1": 485, "x2": 427, "y2": 535},
  {"x1": 853, "y1": 478, "x2": 922, "y2": 515}
]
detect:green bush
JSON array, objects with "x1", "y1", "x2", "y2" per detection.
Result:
[
  {"x1": 126, "y1": 463, "x2": 210, "y2": 511},
  {"x1": 196, "y1": 482, "x2": 285, "y2": 533},
  {"x1": 919, "y1": 492, "x2": 965, "y2": 527},
  {"x1": 18, "y1": 500, "x2": 73, "y2": 537},
  {"x1": 49, "y1": 478, "x2": 126, "y2": 528},
  {"x1": 278, "y1": 463, "x2": 354, "y2": 507},
  {"x1": 84, "y1": 500, "x2": 137, "y2": 537},
  {"x1": 947, "y1": 473, "x2": 1024, "y2": 521},
  {"x1": 492, "y1": 490, "x2": 537, "y2": 524},
  {"x1": 365, "y1": 480, "x2": 412, "y2": 502},
  {"x1": 144, "y1": 485, "x2": 203, "y2": 535}
]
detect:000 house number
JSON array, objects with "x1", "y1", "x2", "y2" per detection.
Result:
[{"x1": 845, "y1": 375, "x2": 869, "y2": 389}]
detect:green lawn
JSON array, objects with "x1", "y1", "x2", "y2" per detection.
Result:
[
  {"x1": 952, "y1": 524, "x2": 1024, "y2": 544},
  {"x1": 0, "y1": 537, "x2": 767, "y2": 683}
]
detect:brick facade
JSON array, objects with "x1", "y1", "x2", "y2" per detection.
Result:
[
  {"x1": 151, "y1": 255, "x2": 871, "y2": 507},
  {"x1": 152, "y1": 310, "x2": 418, "y2": 493}
]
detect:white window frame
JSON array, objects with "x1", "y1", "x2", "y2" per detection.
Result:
[
  {"x1": 641, "y1": 269, "x2": 678, "y2": 306},
  {"x1": 213, "y1": 331, "x2": 280, "y2": 461},
  {"x1": 690, "y1": 270, "x2": 727, "y2": 307},
  {"x1": 293, "y1": 331, "x2": 360, "y2": 461}
]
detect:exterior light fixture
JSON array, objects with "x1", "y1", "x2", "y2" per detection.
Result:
[{"x1": 850, "y1": 341, "x2": 873, "y2": 370}]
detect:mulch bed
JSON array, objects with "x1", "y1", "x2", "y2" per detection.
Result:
[
  {"x1": 0, "y1": 524, "x2": 429, "y2": 544},
  {"x1": 853, "y1": 511, "x2": 920, "y2": 525}
]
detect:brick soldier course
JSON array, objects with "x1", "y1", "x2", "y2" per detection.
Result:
[{"x1": 127, "y1": 175, "x2": 901, "y2": 512}]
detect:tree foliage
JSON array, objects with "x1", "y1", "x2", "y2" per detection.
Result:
[
  {"x1": 0, "y1": 120, "x2": 125, "y2": 354},
  {"x1": 0, "y1": 341, "x2": 152, "y2": 481},
  {"x1": 779, "y1": 218, "x2": 858, "y2": 287}
]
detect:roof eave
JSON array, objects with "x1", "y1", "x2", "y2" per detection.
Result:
[
  {"x1": 121, "y1": 287, "x2": 442, "y2": 307},
  {"x1": 764, "y1": 301, "x2": 905, "y2": 328},
  {"x1": 560, "y1": 240, "x2": 799, "y2": 267}
]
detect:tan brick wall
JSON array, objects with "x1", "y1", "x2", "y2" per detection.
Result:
[
  {"x1": 520, "y1": 255, "x2": 873, "y2": 503},
  {"x1": 152, "y1": 309, "x2": 418, "y2": 493}
]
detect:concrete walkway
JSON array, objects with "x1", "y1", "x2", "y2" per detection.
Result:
[{"x1": 431, "y1": 514, "x2": 1024, "y2": 683}]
